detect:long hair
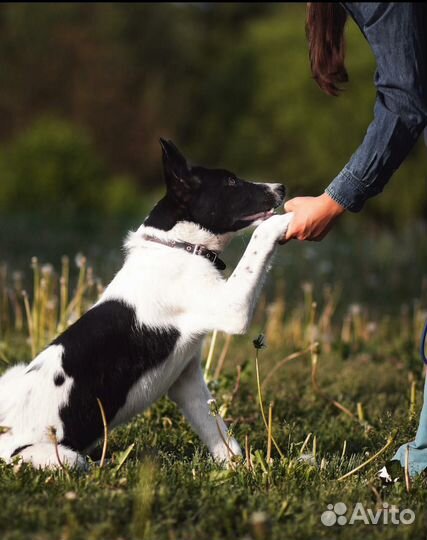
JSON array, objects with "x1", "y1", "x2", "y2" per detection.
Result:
[{"x1": 306, "y1": 3, "x2": 349, "y2": 96}]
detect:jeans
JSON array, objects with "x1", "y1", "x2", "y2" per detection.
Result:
[{"x1": 393, "y1": 373, "x2": 427, "y2": 477}]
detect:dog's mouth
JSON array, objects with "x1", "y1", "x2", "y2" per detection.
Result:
[{"x1": 240, "y1": 208, "x2": 276, "y2": 223}]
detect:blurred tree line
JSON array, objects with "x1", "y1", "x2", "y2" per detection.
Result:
[{"x1": 0, "y1": 3, "x2": 425, "y2": 224}]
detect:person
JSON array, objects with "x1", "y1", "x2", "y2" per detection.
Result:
[
  {"x1": 283, "y1": 3, "x2": 427, "y2": 243},
  {"x1": 283, "y1": 3, "x2": 427, "y2": 477}
]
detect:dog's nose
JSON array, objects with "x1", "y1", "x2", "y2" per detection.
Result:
[
  {"x1": 272, "y1": 183, "x2": 286, "y2": 202},
  {"x1": 275, "y1": 184, "x2": 286, "y2": 196}
]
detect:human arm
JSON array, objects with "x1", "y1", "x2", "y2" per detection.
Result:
[
  {"x1": 326, "y1": 2, "x2": 427, "y2": 212},
  {"x1": 285, "y1": 3, "x2": 427, "y2": 241}
]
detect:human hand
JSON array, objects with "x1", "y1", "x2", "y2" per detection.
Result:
[{"x1": 280, "y1": 193, "x2": 345, "y2": 243}]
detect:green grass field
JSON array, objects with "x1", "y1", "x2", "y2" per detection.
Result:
[{"x1": 1, "y1": 221, "x2": 427, "y2": 540}]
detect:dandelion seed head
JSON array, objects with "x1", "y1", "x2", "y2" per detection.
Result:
[
  {"x1": 75, "y1": 253, "x2": 86, "y2": 268},
  {"x1": 12, "y1": 271, "x2": 23, "y2": 283},
  {"x1": 64, "y1": 491, "x2": 78, "y2": 501},
  {"x1": 41, "y1": 264, "x2": 54, "y2": 277},
  {"x1": 350, "y1": 304, "x2": 362, "y2": 316},
  {"x1": 366, "y1": 322, "x2": 378, "y2": 334},
  {"x1": 301, "y1": 282, "x2": 313, "y2": 294}
]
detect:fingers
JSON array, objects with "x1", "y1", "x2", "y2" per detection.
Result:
[
  {"x1": 284, "y1": 198, "x2": 299, "y2": 212},
  {"x1": 282, "y1": 198, "x2": 315, "y2": 242},
  {"x1": 283, "y1": 217, "x2": 297, "y2": 242},
  {"x1": 282, "y1": 198, "x2": 300, "y2": 241},
  {"x1": 279, "y1": 195, "x2": 341, "y2": 243},
  {"x1": 279, "y1": 221, "x2": 293, "y2": 244}
]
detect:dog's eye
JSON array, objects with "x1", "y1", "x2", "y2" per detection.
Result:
[{"x1": 228, "y1": 177, "x2": 236, "y2": 186}]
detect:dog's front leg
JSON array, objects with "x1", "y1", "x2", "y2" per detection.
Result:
[
  {"x1": 168, "y1": 356, "x2": 241, "y2": 462},
  {"x1": 199, "y1": 213, "x2": 294, "y2": 335}
]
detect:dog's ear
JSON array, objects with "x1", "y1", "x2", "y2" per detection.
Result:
[{"x1": 159, "y1": 138, "x2": 199, "y2": 201}]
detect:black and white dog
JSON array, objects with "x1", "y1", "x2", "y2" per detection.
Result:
[{"x1": 0, "y1": 139, "x2": 293, "y2": 468}]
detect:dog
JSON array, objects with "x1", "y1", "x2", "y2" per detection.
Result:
[{"x1": 0, "y1": 139, "x2": 293, "y2": 468}]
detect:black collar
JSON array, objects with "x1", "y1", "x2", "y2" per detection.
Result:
[{"x1": 142, "y1": 235, "x2": 226, "y2": 271}]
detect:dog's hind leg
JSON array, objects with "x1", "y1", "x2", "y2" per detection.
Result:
[
  {"x1": 12, "y1": 443, "x2": 85, "y2": 469},
  {"x1": 168, "y1": 356, "x2": 241, "y2": 463}
]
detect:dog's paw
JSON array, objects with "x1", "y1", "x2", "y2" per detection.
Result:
[{"x1": 256, "y1": 212, "x2": 294, "y2": 241}]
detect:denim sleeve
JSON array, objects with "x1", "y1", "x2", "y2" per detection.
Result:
[{"x1": 326, "y1": 3, "x2": 427, "y2": 212}]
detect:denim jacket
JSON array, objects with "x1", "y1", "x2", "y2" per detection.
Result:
[{"x1": 326, "y1": 3, "x2": 427, "y2": 212}]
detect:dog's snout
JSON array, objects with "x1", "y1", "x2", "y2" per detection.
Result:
[{"x1": 270, "y1": 183, "x2": 286, "y2": 204}]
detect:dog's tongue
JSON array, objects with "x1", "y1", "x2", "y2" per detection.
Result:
[{"x1": 241, "y1": 209, "x2": 275, "y2": 222}]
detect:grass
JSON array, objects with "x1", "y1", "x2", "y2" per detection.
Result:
[{"x1": 1, "y1": 220, "x2": 427, "y2": 540}]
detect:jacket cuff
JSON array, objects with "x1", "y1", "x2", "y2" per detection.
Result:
[{"x1": 325, "y1": 168, "x2": 369, "y2": 213}]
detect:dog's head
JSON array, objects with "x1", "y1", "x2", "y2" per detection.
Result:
[{"x1": 144, "y1": 139, "x2": 286, "y2": 235}]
